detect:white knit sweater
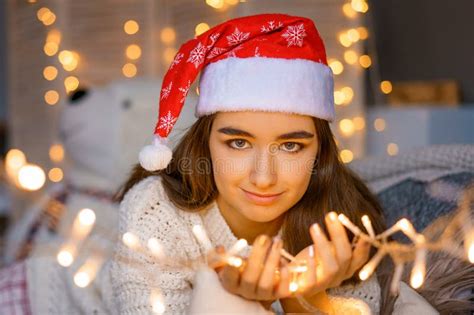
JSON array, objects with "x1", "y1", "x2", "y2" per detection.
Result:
[{"x1": 110, "y1": 175, "x2": 382, "y2": 314}]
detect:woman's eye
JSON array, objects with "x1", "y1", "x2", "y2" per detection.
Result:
[
  {"x1": 227, "y1": 139, "x2": 250, "y2": 150},
  {"x1": 281, "y1": 142, "x2": 303, "y2": 153}
]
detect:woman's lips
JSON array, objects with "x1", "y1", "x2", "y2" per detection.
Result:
[{"x1": 241, "y1": 188, "x2": 283, "y2": 205}]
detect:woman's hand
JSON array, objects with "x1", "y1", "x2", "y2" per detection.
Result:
[
  {"x1": 211, "y1": 235, "x2": 291, "y2": 303},
  {"x1": 289, "y1": 211, "x2": 371, "y2": 299}
]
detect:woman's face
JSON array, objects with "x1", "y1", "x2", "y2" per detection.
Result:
[{"x1": 209, "y1": 111, "x2": 318, "y2": 224}]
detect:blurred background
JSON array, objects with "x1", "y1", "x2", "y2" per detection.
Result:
[{"x1": 0, "y1": 0, "x2": 473, "y2": 261}]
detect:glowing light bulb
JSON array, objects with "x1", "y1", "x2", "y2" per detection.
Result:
[
  {"x1": 341, "y1": 86, "x2": 354, "y2": 105},
  {"x1": 195, "y1": 23, "x2": 210, "y2": 36},
  {"x1": 339, "y1": 119, "x2": 355, "y2": 137},
  {"x1": 74, "y1": 271, "x2": 91, "y2": 288},
  {"x1": 334, "y1": 90, "x2": 345, "y2": 106},
  {"x1": 342, "y1": 3, "x2": 357, "y2": 19},
  {"x1": 357, "y1": 27, "x2": 369, "y2": 40},
  {"x1": 340, "y1": 150, "x2": 354, "y2": 163},
  {"x1": 64, "y1": 76, "x2": 80, "y2": 92},
  {"x1": 18, "y1": 164, "x2": 46, "y2": 191},
  {"x1": 126, "y1": 44, "x2": 142, "y2": 60},
  {"x1": 44, "y1": 90, "x2": 59, "y2": 105},
  {"x1": 43, "y1": 66, "x2": 58, "y2": 81},
  {"x1": 124, "y1": 20, "x2": 140, "y2": 35},
  {"x1": 338, "y1": 33, "x2": 352, "y2": 48},
  {"x1": 47, "y1": 29, "x2": 62, "y2": 44},
  {"x1": 44, "y1": 42, "x2": 59, "y2": 56},
  {"x1": 468, "y1": 241, "x2": 474, "y2": 263},
  {"x1": 49, "y1": 144, "x2": 64, "y2": 162},
  {"x1": 6, "y1": 149, "x2": 26, "y2": 170},
  {"x1": 48, "y1": 167, "x2": 63, "y2": 182},
  {"x1": 59, "y1": 50, "x2": 74, "y2": 65},
  {"x1": 160, "y1": 27, "x2": 176, "y2": 44},
  {"x1": 42, "y1": 12, "x2": 56, "y2": 26},
  {"x1": 227, "y1": 256, "x2": 243, "y2": 268},
  {"x1": 344, "y1": 50, "x2": 358, "y2": 65},
  {"x1": 359, "y1": 55, "x2": 372, "y2": 68},
  {"x1": 347, "y1": 29, "x2": 360, "y2": 42},
  {"x1": 147, "y1": 238, "x2": 165, "y2": 260},
  {"x1": 78, "y1": 208, "x2": 96, "y2": 226},
  {"x1": 37, "y1": 7, "x2": 51, "y2": 21},
  {"x1": 122, "y1": 63, "x2": 137, "y2": 78},
  {"x1": 387, "y1": 143, "x2": 399, "y2": 156},
  {"x1": 353, "y1": 116, "x2": 366, "y2": 130},
  {"x1": 328, "y1": 59, "x2": 344, "y2": 75},
  {"x1": 374, "y1": 118, "x2": 386, "y2": 132},
  {"x1": 381, "y1": 80, "x2": 393, "y2": 94},
  {"x1": 123, "y1": 232, "x2": 140, "y2": 250},
  {"x1": 57, "y1": 249, "x2": 74, "y2": 267},
  {"x1": 150, "y1": 290, "x2": 166, "y2": 314}
]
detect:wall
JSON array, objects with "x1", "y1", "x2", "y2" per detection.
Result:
[
  {"x1": 0, "y1": 2, "x2": 7, "y2": 121},
  {"x1": 370, "y1": 0, "x2": 474, "y2": 103}
]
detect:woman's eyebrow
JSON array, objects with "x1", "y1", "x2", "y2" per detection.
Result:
[{"x1": 217, "y1": 127, "x2": 314, "y2": 140}]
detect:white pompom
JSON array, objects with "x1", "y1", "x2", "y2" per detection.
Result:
[{"x1": 138, "y1": 142, "x2": 173, "y2": 171}]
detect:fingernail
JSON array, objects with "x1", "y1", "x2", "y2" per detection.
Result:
[
  {"x1": 309, "y1": 245, "x2": 314, "y2": 257},
  {"x1": 311, "y1": 223, "x2": 321, "y2": 235},
  {"x1": 328, "y1": 211, "x2": 338, "y2": 221},
  {"x1": 257, "y1": 235, "x2": 269, "y2": 246}
]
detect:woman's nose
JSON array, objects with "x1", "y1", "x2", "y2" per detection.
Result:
[{"x1": 249, "y1": 147, "x2": 277, "y2": 189}]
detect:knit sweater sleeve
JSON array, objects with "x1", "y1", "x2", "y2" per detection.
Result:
[
  {"x1": 327, "y1": 274, "x2": 381, "y2": 315},
  {"x1": 111, "y1": 176, "x2": 196, "y2": 315}
]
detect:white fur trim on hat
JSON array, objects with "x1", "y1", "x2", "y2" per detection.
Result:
[
  {"x1": 196, "y1": 57, "x2": 335, "y2": 121},
  {"x1": 139, "y1": 136, "x2": 172, "y2": 171}
]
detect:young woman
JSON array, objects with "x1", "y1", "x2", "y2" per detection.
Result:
[{"x1": 111, "y1": 13, "x2": 435, "y2": 314}]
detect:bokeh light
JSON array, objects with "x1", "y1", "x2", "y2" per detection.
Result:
[
  {"x1": 328, "y1": 59, "x2": 344, "y2": 75},
  {"x1": 43, "y1": 66, "x2": 58, "y2": 81},
  {"x1": 195, "y1": 23, "x2": 210, "y2": 36},
  {"x1": 122, "y1": 63, "x2": 137, "y2": 78},
  {"x1": 374, "y1": 118, "x2": 386, "y2": 132},
  {"x1": 49, "y1": 144, "x2": 65, "y2": 162},
  {"x1": 381, "y1": 80, "x2": 393, "y2": 94},
  {"x1": 126, "y1": 44, "x2": 142, "y2": 60},
  {"x1": 18, "y1": 164, "x2": 46, "y2": 191},
  {"x1": 387, "y1": 143, "x2": 399, "y2": 156},
  {"x1": 124, "y1": 20, "x2": 140, "y2": 35},
  {"x1": 340, "y1": 149, "x2": 354, "y2": 163},
  {"x1": 48, "y1": 167, "x2": 64, "y2": 182},
  {"x1": 160, "y1": 27, "x2": 176, "y2": 44},
  {"x1": 44, "y1": 90, "x2": 60, "y2": 105}
]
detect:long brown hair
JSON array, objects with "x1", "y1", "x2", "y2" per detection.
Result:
[{"x1": 117, "y1": 113, "x2": 386, "y2": 283}]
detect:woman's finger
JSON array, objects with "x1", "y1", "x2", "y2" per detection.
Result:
[
  {"x1": 345, "y1": 237, "x2": 371, "y2": 278},
  {"x1": 310, "y1": 223, "x2": 338, "y2": 287},
  {"x1": 298, "y1": 245, "x2": 317, "y2": 293},
  {"x1": 239, "y1": 235, "x2": 271, "y2": 299},
  {"x1": 325, "y1": 212, "x2": 352, "y2": 274},
  {"x1": 275, "y1": 265, "x2": 290, "y2": 298},
  {"x1": 219, "y1": 264, "x2": 240, "y2": 293},
  {"x1": 256, "y1": 237, "x2": 283, "y2": 300}
]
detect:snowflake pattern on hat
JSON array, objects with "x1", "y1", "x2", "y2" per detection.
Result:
[
  {"x1": 170, "y1": 53, "x2": 184, "y2": 70},
  {"x1": 261, "y1": 20, "x2": 284, "y2": 33},
  {"x1": 160, "y1": 82, "x2": 172, "y2": 100},
  {"x1": 282, "y1": 23, "x2": 307, "y2": 47},
  {"x1": 157, "y1": 111, "x2": 177, "y2": 134},
  {"x1": 226, "y1": 28, "x2": 251, "y2": 46},
  {"x1": 187, "y1": 43, "x2": 207, "y2": 68}
]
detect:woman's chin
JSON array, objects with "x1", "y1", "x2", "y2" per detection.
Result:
[{"x1": 241, "y1": 204, "x2": 285, "y2": 223}]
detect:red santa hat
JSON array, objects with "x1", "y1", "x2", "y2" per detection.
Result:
[{"x1": 139, "y1": 13, "x2": 335, "y2": 171}]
